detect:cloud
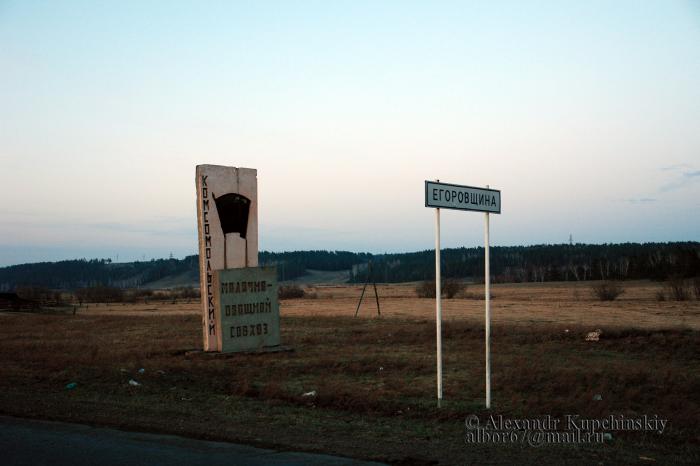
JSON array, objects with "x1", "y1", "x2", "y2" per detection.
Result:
[
  {"x1": 625, "y1": 198, "x2": 656, "y2": 204},
  {"x1": 660, "y1": 163, "x2": 692, "y2": 171},
  {"x1": 660, "y1": 170, "x2": 700, "y2": 193}
]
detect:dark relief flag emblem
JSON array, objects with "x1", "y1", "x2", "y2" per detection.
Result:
[{"x1": 212, "y1": 193, "x2": 251, "y2": 238}]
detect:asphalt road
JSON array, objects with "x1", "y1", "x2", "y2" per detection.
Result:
[{"x1": 0, "y1": 416, "x2": 386, "y2": 466}]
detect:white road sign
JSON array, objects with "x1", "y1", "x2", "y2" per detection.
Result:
[
  {"x1": 424, "y1": 179, "x2": 501, "y2": 409},
  {"x1": 425, "y1": 181, "x2": 501, "y2": 214}
]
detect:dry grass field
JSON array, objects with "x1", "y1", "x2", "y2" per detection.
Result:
[{"x1": 1, "y1": 280, "x2": 698, "y2": 464}]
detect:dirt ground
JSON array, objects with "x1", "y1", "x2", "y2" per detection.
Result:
[
  {"x1": 86, "y1": 280, "x2": 699, "y2": 330},
  {"x1": 1, "y1": 280, "x2": 698, "y2": 465}
]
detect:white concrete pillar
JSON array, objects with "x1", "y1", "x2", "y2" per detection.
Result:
[{"x1": 196, "y1": 165, "x2": 258, "y2": 352}]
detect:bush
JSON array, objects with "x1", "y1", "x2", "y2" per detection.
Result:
[
  {"x1": 667, "y1": 276, "x2": 690, "y2": 301},
  {"x1": 415, "y1": 278, "x2": 464, "y2": 298},
  {"x1": 122, "y1": 288, "x2": 153, "y2": 303},
  {"x1": 415, "y1": 281, "x2": 435, "y2": 298},
  {"x1": 278, "y1": 285, "x2": 305, "y2": 300},
  {"x1": 443, "y1": 279, "x2": 464, "y2": 298},
  {"x1": 15, "y1": 286, "x2": 64, "y2": 306},
  {"x1": 695, "y1": 277, "x2": 700, "y2": 300},
  {"x1": 590, "y1": 281, "x2": 624, "y2": 301},
  {"x1": 74, "y1": 286, "x2": 124, "y2": 303},
  {"x1": 133, "y1": 287, "x2": 201, "y2": 303},
  {"x1": 173, "y1": 286, "x2": 200, "y2": 301}
]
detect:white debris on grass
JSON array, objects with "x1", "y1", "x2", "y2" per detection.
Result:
[{"x1": 585, "y1": 329, "x2": 602, "y2": 341}]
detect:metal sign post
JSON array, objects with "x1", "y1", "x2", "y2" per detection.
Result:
[
  {"x1": 435, "y1": 204, "x2": 442, "y2": 407},
  {"x1": 484, "y1": 186, "x2": 491, "y2": 409},
  {"x1": 425, "y1": 180, "x2": 501, "y2": 408}
]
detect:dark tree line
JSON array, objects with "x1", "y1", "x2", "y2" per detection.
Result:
[
  {"x1": 0, "y1": 250, "x2": 369, "y2": 290},
  {"x1": 0, "y1": 256, "x2": 198, "y2": 291},
  {"x1": 350, "y1": 242, "x2": 700, "y2": 283},
  {"x1": 1, "y1": 243, "x2": 697, "y2": 290}
]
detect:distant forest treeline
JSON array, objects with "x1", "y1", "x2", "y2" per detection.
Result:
[
  {"x1": 0, "y1": 251, "x2": 370, "y2": 290},
  {"x1": 0, "y1": 243, "x2": 698, "y2": 290},
  {"x1": 0, "y1": 256, "x2": 199, "y2": 291},
  {"x1": 350, "y1": 242, "x2": 700, "y2": 284}
]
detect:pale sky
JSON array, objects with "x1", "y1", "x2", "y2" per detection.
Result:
[{"x1": 1, "y1": 1, "x2": 699, "y2": 266}]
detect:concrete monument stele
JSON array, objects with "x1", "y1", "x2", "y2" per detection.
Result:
[{"x1": 196, "y1": 165, "x2": 280, "y2": 352}]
